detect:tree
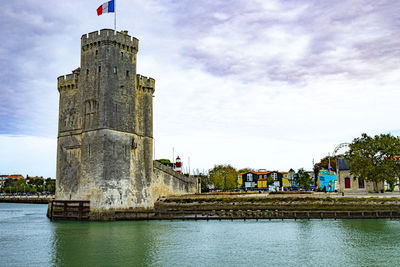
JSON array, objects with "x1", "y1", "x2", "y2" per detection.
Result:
[
  {"x1": 45, "y1": 178, "x2": 56, "y2": 194},
  {"x1": 345, "y1": 133, "x2": 400, "y2": 192},
  {"x1": 266, "y1": 176, "x2": 274, "y2": 186},
  {"x1": 156, "y1": 159, "x2": 173, "y2": 168},
  {"x1": 209, "y1": 164, "x2": 238, "y2": 191},
  {"x1": 198, "y1": 174, "x2": 210, "y2": 193},
  {"x1": 27, "y1": 178, "x2": 44, "y2": 191},
  {"x1": 295, "y1": 168, "x2": 313, "y2": 190},
  {"x1": 314, "y1": 154, "x2": 344, "y2": 175}
]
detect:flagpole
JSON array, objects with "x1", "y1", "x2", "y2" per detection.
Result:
[{"x1": 114, "y1": 0, "x2": 116, "y2": 31}]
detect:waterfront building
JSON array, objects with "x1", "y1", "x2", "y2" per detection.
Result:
[
  {"x1": 257, "y1": 178, "x2": 268, "y2": 189},
  {"x1": 8, "y1": 174, "x2": 25, "y2": 180},
  {"x1": 281, "y1": 172, "x2": 291, "y2": 189},
  {"x1": 336, "y1": 157, "x2": 384, "y2": 193},
  {"x1": 317, "y1": 170, "x2": 337, "y2": 192},
  {"x1": 238, "y1": 171, "x2": 286, "y2": 191},
  {"x1": 237, "y1": 174, "x2": 243, "y2": 189},
  {"x1": 238, "y1": 172, "x2": 259, "y2": 190},
  {"x1": 288, "y1": 168, "x2": 296, "y2": 187},
  {"x1": 257, "y1": 171, "x2": 273, "y2": 189}
]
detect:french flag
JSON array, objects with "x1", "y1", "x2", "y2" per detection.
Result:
[{"x1": 97, "y1": 0, "x2": 115, "y2": 16}]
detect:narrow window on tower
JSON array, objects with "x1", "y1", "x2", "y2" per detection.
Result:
[
  {"x1": 126, "y1": 70, "x2": 129, "y2": 78},
  {"x1": 113, "y1": 67, "x2": 117, "y2": 74},
  {"x1": 88, "y1": 144, "x2": 91, "y2": 157},
  {"x1": 96, "y1": 50, "x2": 98, "y2": 55},
  {"x1": 121, "y1": 52, "x2": 123, "y2": 58},
  {"x1": 98, "y1": 65, "x2": 101, "y2": 72},
  {"x1": 86, "y1": 69, "x2": 89, "y2": 76}
]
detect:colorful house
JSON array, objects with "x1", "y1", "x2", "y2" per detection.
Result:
[
  {"x1": 238, "y1": 171, "x2": 273, "y2": 191},
  {"x1": 317, "y1": 170, "x2": 337, "y2": 192},
  {"x1": 238, "y1": 172, "x2": 258, "y2": 190},
  {"x1": 281, "y1": 172, "x2": 291, "y2": 189},
  {"x1": 238, "y1": 170, "x2": 305, "y2": 191},
  {"x1": 257, "y1": 178, "x2": 268, "y2": 189}
]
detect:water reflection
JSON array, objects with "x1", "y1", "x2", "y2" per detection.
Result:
[
  {"x1": 51, "y1": 221, "x2": 164, "y2": 266},
  {"x1": 2, "y1": 204, "x2": 400, "y2": 267}
]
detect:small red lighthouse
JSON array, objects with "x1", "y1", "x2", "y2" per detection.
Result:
[{"x1": 174, "y1": 156, "x2": 182, "y2": 173}]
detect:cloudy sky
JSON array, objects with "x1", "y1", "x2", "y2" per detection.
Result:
[{"x1": 1, "y1": 0, "x2": 400, "y2": 177}]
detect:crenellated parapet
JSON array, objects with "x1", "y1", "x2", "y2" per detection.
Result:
[
  {"x1": 136, "y1": 74, "x2": 155, "y2": 93},
  {"x1": 58, "y1": 68, "x2": 80, "y2": 92},
  {"x1": 81, "y1": 29, "x2": 138, "y2": 53}
]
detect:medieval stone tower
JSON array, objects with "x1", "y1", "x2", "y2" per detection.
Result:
[{"x1": 56, "y1": 29, "x2": 197, "y2": 215}]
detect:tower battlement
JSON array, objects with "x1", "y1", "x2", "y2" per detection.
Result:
[
  {"x1": 81, "y1": 29, "x2": 138, "y2": 53},
  {"x1": 57, "y1": 68, "x2": 80, "y2": 91},
  {"x1": 137, "y1": 74, "x2": 155, "y2": 92}
]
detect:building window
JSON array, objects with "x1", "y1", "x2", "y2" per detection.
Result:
[
  {"x1": 358, "y1": 178, "x2": 365, "y2": 189},
  {"x1": 272, "y1": 173, "x2": 277, "y2": 180},
  {"x1": 113, "y1": 67, "x2": 117, "y2": 74},
  {"x1": 126, "y1": 70, "x2": 129, "y2": 78},
  {"x1": 345, "y1": 177, "x2": 351, "y2": 189},
  {"x1": 247, "y1": 173, "x2": 253, "y2": 182},
  {"x1": 98, "y1": 66, "x2": 101, "y2": 72}
]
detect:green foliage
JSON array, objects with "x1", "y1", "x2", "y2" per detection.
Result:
[
  {"x1": 266, "y1": 176, "x2": 274, "y2": 186},
  {"x1": 198, "y1": 174, "x2": 210, "y2": 193},
  {"x1": 209, "y1": 164, "x2": 238, "y2": 191},
  {"x1": 295, "y1": 168, "x2": 313, "y2": 190},
  {"x1": 2, "y1": 177, "x2": 55, "y2": 194},
  {"x1": 27, "y1": 178, "x2": 44, "y2": 188},
  {"x1": 156, "y1": 159, "x2": 173, "y2": 168},
  {"x1": 314, "y1": 154, "x2": 344, "y2": 175},
  {"x1": 45, "y1": 178, "x2": 56, "y2": 193},
  {"x1": 345, "y1": 133, "x2": 400, "y2": 191}
]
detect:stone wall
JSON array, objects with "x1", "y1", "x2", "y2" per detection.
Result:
[{"x1": 152, "y1": 161, "x2": 199, "y2": 200}]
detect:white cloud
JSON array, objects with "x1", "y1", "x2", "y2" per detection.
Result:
[{"x1": 1, "y1": 0, "x2": 400, "y2": 178}]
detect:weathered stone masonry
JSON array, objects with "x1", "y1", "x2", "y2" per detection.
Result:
[{"x1": 56, "y1": 29, "x2": 198, "y2": 216}]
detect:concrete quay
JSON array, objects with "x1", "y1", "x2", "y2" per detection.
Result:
[{"x1": 47, "y1": 192, "x2": 400, "y2": 221}]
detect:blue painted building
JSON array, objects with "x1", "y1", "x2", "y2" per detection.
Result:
[{"x1": 317, "y1": 170, "x2": 337, "y2": 192}]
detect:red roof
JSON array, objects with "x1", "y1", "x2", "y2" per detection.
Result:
[
  {"x1": 254, "y1": 171, "x2": 272, "y2": 175},
  {"x1": 8, "y1": 174, "x2": 24, "y2": 179}
]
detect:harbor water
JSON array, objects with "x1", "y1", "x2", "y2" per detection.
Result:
[{"x1": 1, "y1": 203, "x2": 400, "y2": 266}]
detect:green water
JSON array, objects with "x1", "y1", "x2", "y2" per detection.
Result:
[{"x1": 1, "y1": 203, "x2": 400, "y2": 266}]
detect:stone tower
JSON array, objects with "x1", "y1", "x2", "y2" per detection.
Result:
[{"x1": 56, "y1": 29, "x2": 157, "y2": 212}]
